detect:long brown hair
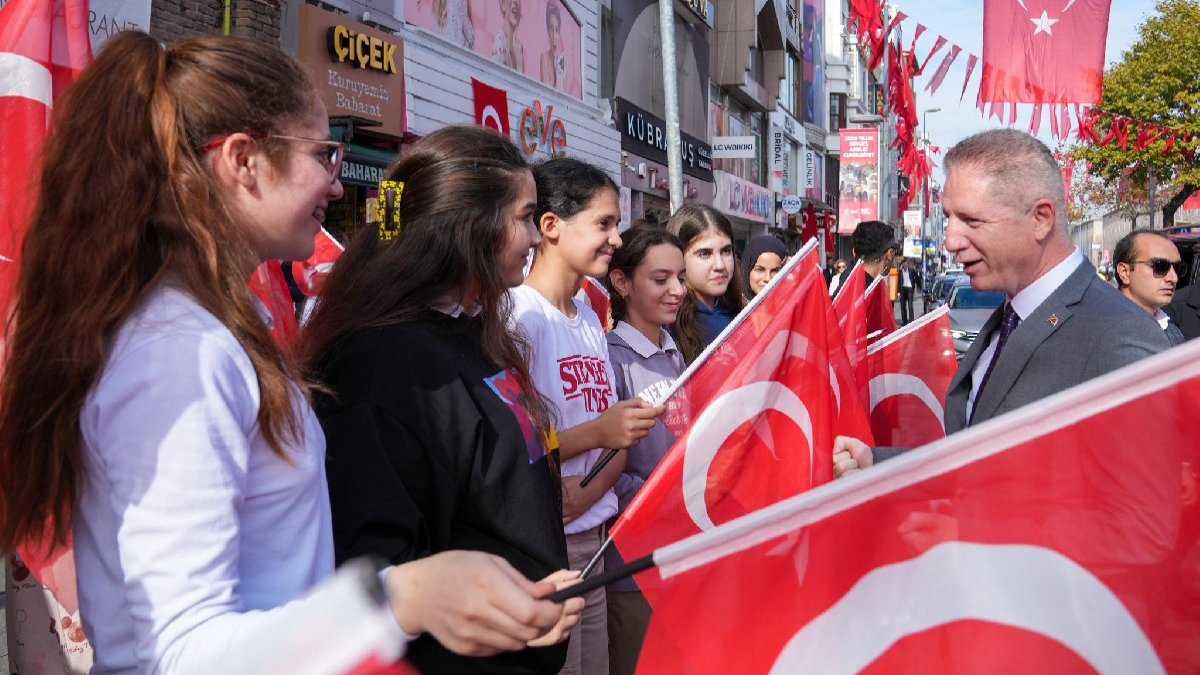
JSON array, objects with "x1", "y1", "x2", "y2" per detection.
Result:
[
  {"x1": 0, "y1": 32, "x2": 320, "y2": 552},
  {"x1": 301, "y1": 125, "x2": 553, "y2": 436},
  {"x1": 667, "y1": 203, "x2": 746, "y2": 363},
  {"x1": 604, "y1": 223, "x2": 684, "y2": 324}
]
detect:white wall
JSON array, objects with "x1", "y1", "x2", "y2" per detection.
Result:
[{"x1": 399, "y1": 0, "x2": 621, "y2": 178}]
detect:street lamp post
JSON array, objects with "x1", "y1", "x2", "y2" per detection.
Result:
[{"x1": 918, "y1": 108, "x2": 940, "y2": 311}]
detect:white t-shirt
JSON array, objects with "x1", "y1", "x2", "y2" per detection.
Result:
[
  {"x1": 508, "y1": 285, "x2": 619, "y2": 534},
  {"x1": 74, "y1": 284, "x2": 338, "y2": 674}
]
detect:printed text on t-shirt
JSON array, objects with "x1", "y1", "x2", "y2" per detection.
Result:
[{"x1": 558, "y1": 354, "x2": 613, "y2": 413}]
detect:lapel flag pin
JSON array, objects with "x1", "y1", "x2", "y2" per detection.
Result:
[{"x1": 1048, "y1": 314, "x2": 1059, "y2": 327}]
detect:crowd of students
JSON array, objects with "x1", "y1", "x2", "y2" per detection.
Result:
[{"x1": 0, "y1": 33, "x2": 826, "y2": 675}]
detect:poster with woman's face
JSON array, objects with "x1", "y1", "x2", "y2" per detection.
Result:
[{"x1": 406, "y1": 0, "x2": 583, "y2": 99}]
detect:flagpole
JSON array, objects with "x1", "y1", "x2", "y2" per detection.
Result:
[{"x1": 866, "y1": 304, "x2": 948, "y2": 355}]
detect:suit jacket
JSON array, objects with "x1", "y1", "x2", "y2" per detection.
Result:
[
  {"x1": 1165, "y1": 282, "x2": 1200, "y2": 342},
  {"x1": 945, "y1": 260, "x2": 1170, "y2": 434}
]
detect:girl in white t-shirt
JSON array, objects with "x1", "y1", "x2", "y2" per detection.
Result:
[
  {"x1": 0, "y1": 32, "x2": 568, "y2": 675},
  {"x1": 511, "y1": 158, "x2": 665, "y2": 675}
]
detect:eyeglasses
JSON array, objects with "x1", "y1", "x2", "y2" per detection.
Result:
[
  {"x1": 1133, "y1": 258, "x2": 1186, "y2": 278},
  {"x1": 197, "y1": 133, "x2": 347, "y2": 180}
]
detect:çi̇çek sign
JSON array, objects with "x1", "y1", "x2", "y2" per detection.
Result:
[{"x1": 327, "y1": 25, "x2": 399, "y2": 74}]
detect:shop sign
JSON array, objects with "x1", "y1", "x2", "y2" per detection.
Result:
[
  {"x1": 339, "y1": 160, "x2": 388, "y2": 187},
  {"x1": 803, "y1": 149, "x2": 816, "y2": 189},
  {"x1": 712, "y1": 136, "x2": 757, "y2": 159},
  {"x1": 714, "y1": 170, "x2": 774, "y2": 224},
  {"x1": 769, "y1": 109, "x2": 806, "y2": 144},
  {"x1": 770, "y1": 126, "x2": 794, "y2": 194},
  {"x1": 297, "y1": 4, "x2": 405, "y2": 138},
  {"x1": 616, "y1": 98, "x2": 713, "y2": 182},
  {"x1": 781, "y1": 194, "x2": 803, "y2": 214},
  {"x1": 518, "y1": 100, "x2": 568, "y2": 157},
  {"x1": 327, "y1": 25, "x2": 399, "y2": 74}
]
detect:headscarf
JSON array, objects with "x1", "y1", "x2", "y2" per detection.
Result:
[{"x1": 741, "y1": 235, "x2": 788, "y2": 297}]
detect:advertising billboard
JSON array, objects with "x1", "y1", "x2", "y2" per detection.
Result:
[
  {"x1": 838, "y1": 128, "x2": 879, "y2": 234},
  {"x1": 406, "y1": 0, "x2": 583, "y2": 99}
]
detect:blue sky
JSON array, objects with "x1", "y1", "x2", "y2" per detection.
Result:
[{"x1": 892, "y1": 0, "x2": 1161, "y2": 178}]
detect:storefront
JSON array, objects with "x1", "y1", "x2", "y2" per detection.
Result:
[
  {"x1": 399, "y1": 0, "x2": 620, "y2": 178},
  {"x1": 295, "y1": 3, "x2": 406, "y2": 243},
  {"x1": 713, "y1": 170, "x2": 776, "y2": 243},
  {"x1": 616, "y1": 98, "x2": 714, "y2": 225}
]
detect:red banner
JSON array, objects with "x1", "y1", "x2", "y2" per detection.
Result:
[
  {"x1": 837, "y1": 129, "x2": 880, "y2": 234},
  {"x1": 980, "y1": 0, "x2": 1112, "y2": 104}
]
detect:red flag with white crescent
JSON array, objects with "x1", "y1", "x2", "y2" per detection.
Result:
[
  {"x1": 0, "y1": 0, "x2": 91, "y2": 319},
  {"x1": 611, "y1": 243, "x2": 857, "y2": 577},
  {"x1": 865, "y1": 305, "x2": 957, "y2": 448},
  {"x1": 980, "y1": 0, "x2": 1112, "y2": 104},
  {"x1": 290, "y1": 227, "x2": 344, "y2": 297},
  {"x1": 864, "y1": 274, "x2": 897, "y2": 344},
  {"x1": 831, "y1": 261, "x2": 869, "y2": 399},
  {"x1": 634, "y1": 339, "x2": 1200, "y2": 674}
]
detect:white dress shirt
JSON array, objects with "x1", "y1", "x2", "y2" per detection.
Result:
[{"x1": 966, "y1": 248, "x2": 1085, "y2": 421}]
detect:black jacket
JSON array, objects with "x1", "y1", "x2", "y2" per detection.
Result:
[
  {"x1": 315, "y1": 313, "x2": 568, "y2": 674},
  {"x1": 1165, "y1": 282, "x2": 1200, "y2": 342}
]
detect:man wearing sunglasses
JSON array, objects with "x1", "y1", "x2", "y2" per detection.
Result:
[{"x1": 1113, "y1": 229, "x2": 1187, "y2": 346}]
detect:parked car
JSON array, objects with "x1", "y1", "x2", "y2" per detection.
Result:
[
  {"x1": 946, "y1": 278, "x2": 1005, "y2": 360},
  {"x1": 929, "y1": 271, "x2": 965, "y2": 307}
]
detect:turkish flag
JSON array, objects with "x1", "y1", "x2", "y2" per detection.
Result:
[
  {"x1": 865, "y1": 305, "x2": 957, "y2": 447},
  {"x1": 578, "y1": 276, "x2": 612, "y2": 332},
  {"x1": 611, "y1": 244, "x2": 850, "y2": 573},
  {"x1": 981, "y1": 0, "x2": 1112, "y2": 104},
  {"x1": 472, "y1": 77, "x2": 511, "y2": 136},
  {"x1": 290, "y1": 227, "x2": 345, "y2": 297},
  {"x1": 0, "y1": 0, "x2": 91, "y2": 320},
  {"x1": 635, "y1": 339, "x2": 1200, "y2": 674},
  {"x1": 249, "y1": 261, "x2": 300, "y2": 351},
  {"x1": 832, "y1": 261, "x2": 869, "y2": 399},
  {"x1": 864, "y1": 274, "x2": 897, "y2": 343}
]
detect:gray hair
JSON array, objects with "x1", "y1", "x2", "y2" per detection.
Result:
[{"x1": 943, "y1": 129, "x2": 1067, "y2": 228}]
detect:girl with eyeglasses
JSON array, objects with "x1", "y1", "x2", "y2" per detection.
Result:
[{"x1": 0, "y1": 33, "x2": 566, "y2": 673}]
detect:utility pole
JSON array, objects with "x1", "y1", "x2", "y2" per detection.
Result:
[
  {"x1": 1148, "y1": 172, "x2": 1157, "y2": 229},
  {"x1": 658, "y1": 0, "x2": 684, "y2": 214}
]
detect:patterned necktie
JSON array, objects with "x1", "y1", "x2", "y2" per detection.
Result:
[{"x1": 970, "y1": 302, "x2": 1020, "y2": 425}]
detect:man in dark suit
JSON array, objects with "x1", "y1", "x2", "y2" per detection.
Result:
[
  {"x1": 1165, "y1": 281, "x2": 1200, "y2": 342},
  {"x1": 834, "y1": 130, "x2": 1180, "y2": 585}
]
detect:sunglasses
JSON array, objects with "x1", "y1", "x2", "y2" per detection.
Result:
[
  {"x1": 1133, "y1": 258, "x2": 1186, "y2": 279},
  {"x1": 197, "y1": 133, "x2": 347, "y2": 180}
]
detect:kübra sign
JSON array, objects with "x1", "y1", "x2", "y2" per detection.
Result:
[
  {"x1": 297, "y1": 4, "x2": 405, "y2": 138},
  {"x1": 617, "y1": 98, "x2": 713, "y2": 182}
]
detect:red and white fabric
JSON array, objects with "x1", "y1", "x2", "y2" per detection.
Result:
[
  {"x1": 865, "y1": 305, "x2": 957, "y2": 448},
  {"x1": 634, "y1": 337, "x2": 1200, "y2": 674},
  {"x1": 611, "y1": 242, "x2": 861, "y2": 576}
]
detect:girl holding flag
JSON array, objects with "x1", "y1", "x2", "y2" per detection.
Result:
[
  {"x1": 600, "y1": 223, "x2": 688, "y2": 674},
  {"x1": 0, "y1": 34, "x2": 567, "y2": 674},
  {"x1": 302, "y1": 125, "x2": 583, "y2": 674}
]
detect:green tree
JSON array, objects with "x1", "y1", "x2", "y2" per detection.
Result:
[{"x1": 1071, "y1": 0, "x2": 1200, "y2": 226}]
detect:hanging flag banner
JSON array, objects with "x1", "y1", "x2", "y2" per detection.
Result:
[
  {"x1": 980, "y1": 0, "x2": 1113, "y2": 104},
  {"x1": 837, "y1": 128, "x2": 879, "y2": 235}
]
